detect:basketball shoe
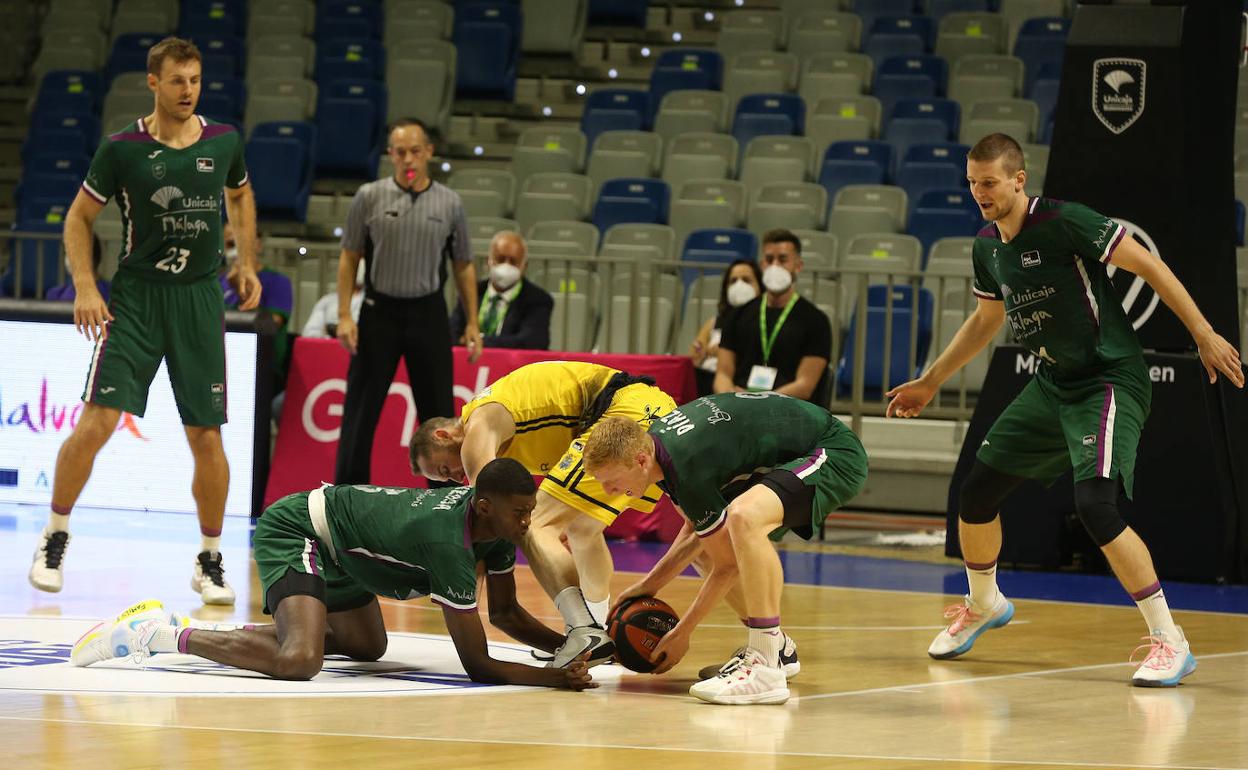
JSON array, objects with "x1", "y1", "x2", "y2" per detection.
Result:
[
  {"x1": 70, "y1": 600, "x2": 173, "y2": 667},
  {"x1": 28, "y1": 527, "x2": 70, "y2": 593},
  {"x1": 697, "y1": 634, "x2": 800, "y2": 681},
  {"x1": 1130, "y1": 628, "x2": 1196, "y2": 687},
  {"x1": 548, "y1": 624, "x2": 615, "y2": 668},
  {"x1": 192, "y1": 551, "x2": 236, "y2": 605},
  {"x1": 928, "y1": 594, "x2": 1014, "y2": 660},
  {"x1": 689, "y1": 648, "x2": 789, "y2": 705}
]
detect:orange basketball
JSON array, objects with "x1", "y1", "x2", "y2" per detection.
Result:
[{"x1": 606, "y1": 596, "x2": 680, "y2": 673}]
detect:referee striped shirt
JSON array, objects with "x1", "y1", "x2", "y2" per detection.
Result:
[{"x1": 341, "y1": 177, "x2": 471, "y2": 299}]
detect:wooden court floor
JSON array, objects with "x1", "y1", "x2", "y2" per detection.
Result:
[{"x1": 2, "y1": 506, "x2": 1247, "y2": 770}]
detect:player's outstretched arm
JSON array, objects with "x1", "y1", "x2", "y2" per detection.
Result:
[
  {"x1": 650, "y1": 525, "x2": 739, "y2": 674},
  {"x1": 886, "y1": 297, "x2": 1005, "y2": 418},
  {"x1": 64, "y1": 189, "x2": 112, "y2": 340},
  {"x1": 484, "y1": 570, "x2": 564, "y2": 653},
  {"x1": 1108, "y1": 237, "x2": 1245, "y2": 388},
  {"x1": 612, "y1": 520, "x2": 701, "y2": 617},
  {"x1": 441, "y1": 604, "x2": 597, "y2": 690},
  {"x1": 461, "y1": 403, "x2": 517, "y2": 484}
]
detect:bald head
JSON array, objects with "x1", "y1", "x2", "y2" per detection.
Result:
[{"x1": 489, "y1": 231, "x2": 527, "y2": 267}]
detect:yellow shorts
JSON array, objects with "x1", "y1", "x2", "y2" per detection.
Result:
[{"x1": 539, "y1": 382, "x2": 676, "y2": 526}]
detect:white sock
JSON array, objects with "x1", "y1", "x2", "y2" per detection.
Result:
[
  {"x1": 201, "y1": 535, "x2": 221, "y2": 554},
  {"x1": 748, "y1": 623, "x2": 784, "y2": 668},
  {"x1": 586, "y1": 596, "x2": 610, "y2": 627},
  {"x1": 1134, "y1": 585, "x2": 1180, "y2": 639},
  {"x1": 48, "y1": 511, "x2": 70, "y2": 533},
  {"x1": 966, "y1": 562, "x2": 1000, "y2": 609},
  {"x1": 553, "y1": 586, "x2": 595, "y2": 629}
]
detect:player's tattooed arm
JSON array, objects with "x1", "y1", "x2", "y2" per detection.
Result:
[
  {"x1": 441, "y1": 605, "x2": 597, "y2": 690},
  {"x1": 485, "y1": 570, "x2": 564, "y2": 653}
]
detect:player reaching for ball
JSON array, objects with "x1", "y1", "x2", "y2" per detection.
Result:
[
  {"x1": 583, "y1": 392, "x2": 868, "y2": 705},
  {"x1": 70, "y1": 458, "x2": 595, "y2": 691}
]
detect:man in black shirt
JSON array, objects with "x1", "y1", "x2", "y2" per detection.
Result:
[{"x1": 715, "y1": 228, "x2": 832, "y2": 402}]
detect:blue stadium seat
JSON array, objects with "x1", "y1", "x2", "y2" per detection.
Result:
[
  {"x1": 589, "y1": 0, "x2": 647, "y2": 26},
  {"x1": 246, "y1": 122, "x2": 316, "y2": 221},
  {"x1": 2, "y1": 201, "x2": 71, "y2": 299},
  {"x1": 913, "y1": 188, "x2": 978, "y2": 218},
  {"x1": 836, "y1": 284, "x2": 934, "y2": 396},
  {"x1": 22, "y1": 120, "x2": 95, "y2": 163},
  {"x1": 928, "y1": 0, "x2": 991, "y2": 22},
  {"x1": 454, "y1": 3, "x2": 522, "y2": 100},
  {"x1": 34, "y1": 71, "x2": 103, "y2": 117},
  {"x1": 818, "y1": 140, "x2": 894, "y2": 201},
  {"x1": 680, "y1": 228, "x2": 758, "y2": 289},
  {"x1": 908, "y1": 207, "x2": 980, "y2": 260},
  {"x1": 885, "y1": 97, "x2": 960, "y2": 160},
  {"x1": 14, "y1": 171, "x2": 81, "y2": 213},
  {"x1": 1030, "y1": 77, "x2": 1060, "y2": 139},
  {"x1": 895, "y1": 142, "x2": 969, "y2": 207},
  {"x1": 316, "y1": 81, "x2": 386, "y2": 178},
  {"x1": 317, "y1": 2, "x2": 384, "y2": 40},
  {"x1": 869, "y1": 16, "x2": 934, "y2": 51},
  {"x1": 317, "y1": 39, "x2": 386, "y2": 83},
  {"x1": 732, "y1": 93, "x2": 806, "y2": 153},
  {"x1": 181, "y1": 9, "x2": 244, "y2": 39},
  {"x1": 107, "y1": 34, "x2": 164, "y2": 85},
  {"x1": 199, "y1": 76, "x2": 246, "y2": 124},
  {"x1": 1015, "y1": 18, "x2": 1069, "y2": 95},
  {"x1": 591, "y1": 178, "x2": 671, "y2": 233},
  {"x1": 648, "y1": 49, "x2": 723, "y2": 125},
  {"x1": 1236, "y1": 200, "x2": 1245, "y2": 247},
  {"x1": 877, "y1": 55, "x2": 948, "y2": 100},
  {"x1": 853, "y1": 0, "x2": 920, "y2": 36},
  {"x1": 581, "y1": 89, "x2": 648, "y2": 147},
  {"x1": 24, "y1": 153, "x2": 91, "y2": 180},
  {"x1": 191, "y1": 35, "x2": 245, "y2": 78}
]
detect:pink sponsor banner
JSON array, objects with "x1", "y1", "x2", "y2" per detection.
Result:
[{"x1": 266, "y1": 338, "x2": 696, "y2": 540}]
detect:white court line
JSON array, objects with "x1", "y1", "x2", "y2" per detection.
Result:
[
  {"x1": 797, "y1": 649, "x2": 1248, "y2": 701},
  {"x1": 0, "y1": 715, "x2": 1242, "y2": 770}
]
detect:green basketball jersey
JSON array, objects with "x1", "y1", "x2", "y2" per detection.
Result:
[
  {"x1": 81, "y1": 115, "x2": 247, "y2": 284},
  {"x1": 650, "y1": 392, "x2": 849, "y2": 534},
  {"x1": 321, "y1": 484, "x2": 515, "y2": 610},
  {"x1": 972, "y1": 197, "x2": 1142, "y2": 381}
]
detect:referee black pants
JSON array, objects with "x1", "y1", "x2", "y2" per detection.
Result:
[{"x1": 334, "y1": 291, "x2": 455, "y2": 485}]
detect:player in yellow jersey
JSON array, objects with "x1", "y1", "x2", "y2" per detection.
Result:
[{"x1": 410, "y1": 361, "x2": 676, "y2": 667}]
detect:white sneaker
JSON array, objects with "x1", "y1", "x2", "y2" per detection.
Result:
[
  {"x1": 689, "y1": 648, "x2": 790, "y2": 705},
  {"x1": 191, "y1": 551, "x2": 236, "y2": 605},
  {"x1": 697, "y1": 634, "x2": 801, "y2": 681},
  {"x1": 29, "y1": 527, "x2": 70, "y2": 593},
  {"x1": 1130, "y1": 627, "x2": 1196, "y2": 687},
  {"x1": 70, "y1": 614, "x2": 161, "y2": 667},
  {"x1": 928, "y1": 594, "x2": 1014, "y2": 660},
  {"x1": 548, "y1": 625, "x2": 615, "y2": 668}
]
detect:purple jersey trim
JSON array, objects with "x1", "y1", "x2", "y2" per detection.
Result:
[
  {"x1": 200, "y1": 124, "x2": 236, "y2": 140},
  {"x1": 1103, "y1": 226, "x2": 1127, "y2": 264}
]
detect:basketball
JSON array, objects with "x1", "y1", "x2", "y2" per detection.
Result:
[{"x1": 606, "y1": 596, "x2": 680, "y2": 673}]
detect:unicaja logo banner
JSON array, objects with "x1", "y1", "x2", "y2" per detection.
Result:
[
  {"x1": 1092, "y1": 58, "x2": 1146, "y2": 134},
  {"x1": 1107, "y1": 218, "x2": 1161, "y2": 330}
]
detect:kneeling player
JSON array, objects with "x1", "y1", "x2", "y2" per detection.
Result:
[
  {"x1": 71, "y1": 458, "x2": 595, "y2": 691},
  {"x1": 584, "y1": 392, "x2": 868, "y2": 704}
]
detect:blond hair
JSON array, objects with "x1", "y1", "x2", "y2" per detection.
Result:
[
  {"x1": 147, "y1": 37, "x2": 202, "y2": 77},
  {"x1": 583, "y1": 417, "x2": 650, "y2": 471}
]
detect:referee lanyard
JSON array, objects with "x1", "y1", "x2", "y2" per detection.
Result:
[{"x1": 758, "y1": 292, "x2": 799, "y2": 366}]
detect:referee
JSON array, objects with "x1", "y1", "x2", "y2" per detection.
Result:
[{"x1": 333, "y1": 118, "x2": 483, "y2": 485}]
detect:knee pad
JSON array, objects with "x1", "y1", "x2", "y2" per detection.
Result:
[
  {"x1": 958, "y1": 461, "x2": 1025, "y2": 525},
  {"x1": 1074, "y1": 478, "x2": 1127, "y2": 546}
]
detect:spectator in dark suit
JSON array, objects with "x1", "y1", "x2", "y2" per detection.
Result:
[{"x1": 451, "y1": 231, "x2": 554, "y2": 350}]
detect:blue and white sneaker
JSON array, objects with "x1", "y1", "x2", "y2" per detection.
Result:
[
  {"x1": 1130, "y1": 628, "x2": 1196, "y2": 687},
  {"x1": 928, "y1": 594, "x2": 1014, "y2": 660},
  {"x1": 70, "y1": 600, "x2": 174, "y2": 667}
]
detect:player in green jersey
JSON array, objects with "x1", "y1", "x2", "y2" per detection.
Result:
[
  {"x1": 28, "y1": 38, "x2": 262, "y2": 606},
  {"x1": 886, "y1": 133, "x2": 1244, "y2": 687},
  {"x1": 69, "y1": 458, "x2": 596, "y2": 690},
  {"x1": 583, "y1": 392, "x2": 868, "y2": 704}
]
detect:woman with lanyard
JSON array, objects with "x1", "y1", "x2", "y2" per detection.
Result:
[
  {"x1": 714, "y1": 229, "x2": 832, "y2": 402},
  {"x1": 689, "y1": 259, "x2": 763, "y2": 396}
]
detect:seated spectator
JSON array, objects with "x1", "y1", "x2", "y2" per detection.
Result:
[
  {"x1": 450, "y1": 231, "x2": 553, "y2": 350},
  {"x1": 46, "y1": 236, "x2": 109, "y2": 303},
  {"x1": 220, "y1": 223, "x2": 293, "y2": 389},
  {"x1": 689, "y1": 258, "x2": 762, "y2": 396},
  {"x1": 302, "y1": 260, "x2": 365, "y2": 339},
  {"x1": 716, "y1": 228, "x2": 832, "y2": 402}
]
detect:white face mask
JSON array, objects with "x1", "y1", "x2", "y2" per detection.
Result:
[
  {"x1": 762, "y1": 264, "x2": 793, "y2": 294},
  {"x1": 726, "y1": 279, "x2": 758, "y2": 307},
  {"x1": 224, "y1": 245, "x2": 238, "y2": 263},
  {"x1": 489, "y1": 262, "x2": 522, "y2": 291}
]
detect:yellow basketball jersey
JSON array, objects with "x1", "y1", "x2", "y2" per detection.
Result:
[{"x1": 460, "y1": 361, "x2": 620, "y2": 474}]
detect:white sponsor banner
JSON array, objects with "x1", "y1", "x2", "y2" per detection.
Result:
[{"x1": 0, "y1": 320, "x2": 256, "y2": 516}]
